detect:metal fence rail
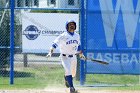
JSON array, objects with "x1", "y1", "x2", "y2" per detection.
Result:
[
  {"x1": 0, "y1": 0, "x2": 82, "y2": 85},
  {"x1": 0, "y1": 0, "x2": 139, "y2": 87}
]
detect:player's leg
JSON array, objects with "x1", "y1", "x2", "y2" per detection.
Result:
[
  {"x1": 71, "y1": 56, "x2": 77, "y2": 77},
  {"x1": 70, "y1": 56, "x2": 78, "y2": 93},
  {"x1": 61, "y1": 56, "x2": 73, "y2": 88},
  {"x1": 61, "y1": 55, "x2": 78, "y2": 93}
]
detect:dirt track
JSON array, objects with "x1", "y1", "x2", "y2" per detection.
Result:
[{"x1": 0, "y1": 88, "x2": 140, "y2": 93}]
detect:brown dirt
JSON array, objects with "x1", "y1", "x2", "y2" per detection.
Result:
[{"x1": 0, "y1": 88, "x2": 140, "y2": 93}]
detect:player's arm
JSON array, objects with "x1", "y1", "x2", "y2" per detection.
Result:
[
  {"x1": 46, "y1": 35, "x2": 61, "y2": 58},
  {"x1": 46, "y1": 47, "x2": 54, "y2": 58},
  {"x1": 46, "y1": 43, "x2": 57, "y2": 58},
  {"x1": 77, "y1": 45, "x2": 86, "y2": 60},
  {"x1": 77, "y1": 35, "x2": 86, "y2": 59}
]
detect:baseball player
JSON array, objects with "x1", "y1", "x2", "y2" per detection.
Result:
[{"x1": 46, "y1": 20, "x2": 85, "y2": 93}]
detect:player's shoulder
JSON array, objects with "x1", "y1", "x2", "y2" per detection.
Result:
[
  {"x1": 61, "y1": 31, "x2": 68, "y2": 36},
  {"x1": 74, "y1": 32, "x2": 79, "y2": 35},
  {"x1": 58, "y1": 31, "x2": 66, "y2": 36},
  {"x1": 57, "y1": 31, "x2": 67, "y2": 39},
  {"x1": 74, "y1": 32, "x2": 80, "y2": 37}
]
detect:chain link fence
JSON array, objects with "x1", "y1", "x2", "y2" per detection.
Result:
[
  {"x1": 0, "y1": 0, "x2": 140, "y2": 88},
  {"x1": 0, "y1": 0, "x2": 81, "y2": 87},
  {"x1": 0, "y1": 0, "x2": 10, "y2": 84}
]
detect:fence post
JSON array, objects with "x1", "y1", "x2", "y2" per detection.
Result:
[
  {"x1": 24, "y1": 54, "x2": 28, "y2": 67},
  {"x1": 80, "y1": 0, "x2": 86, "y2": 85},
  {"x1": 10, "y1": 0, "x2": 15, "y2": 85},
  {"x1": 76, "y1": 55, "x2": 80, "y2": 81}
]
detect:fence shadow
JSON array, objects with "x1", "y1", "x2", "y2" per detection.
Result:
[{"x1": 0, "y1": 70, "x2": 34, "y2": 78}]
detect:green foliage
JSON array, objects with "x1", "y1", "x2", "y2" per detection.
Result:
[
  {"x1": 0, "y1": 10, "x2": 10, "y2": 70},
  {"x1": 31, "y1": 10, "x2": 78, "y2": 13},
  {"x1": 0, "y1": 9, "x2": 20, "y2": 70}
]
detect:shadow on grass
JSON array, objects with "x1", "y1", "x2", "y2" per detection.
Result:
[{"x1": 0, "y1": 70, "x2": 34, "y2": 78}]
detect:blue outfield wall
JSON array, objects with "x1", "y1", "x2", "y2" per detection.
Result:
[
  {"x1": 85, "y1": 0, "x2": 140, "y2": 74},
  {"x1": 86, "y1": 51, "x2": 140, "y2": 74}
]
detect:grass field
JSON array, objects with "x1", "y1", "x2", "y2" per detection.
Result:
[{"x1": 1, "y1": 63, "x2": 140, "y2": 91}]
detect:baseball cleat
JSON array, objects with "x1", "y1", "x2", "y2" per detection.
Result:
[{"x1": 70, "y1": 87, "x2": 78, "y2": 93}]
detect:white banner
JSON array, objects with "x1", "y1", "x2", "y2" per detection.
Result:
[{"x1": 22, "y1": 13, "x2": 79, "y2": 53}]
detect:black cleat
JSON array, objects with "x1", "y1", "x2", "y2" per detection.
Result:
[{"x1": 70, "y1": 87, "x2": 78, "y2": 93}]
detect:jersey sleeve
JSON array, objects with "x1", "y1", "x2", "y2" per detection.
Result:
[
  {"x1": 77, "y1": 34, "x2": 81, "y2": 51},
  {"x1": 77, "y1": 45, "x2": 81, "y2": 51},
  {"x1": 51, "y1": 34, "x2": 62, "y2": 49},
  {"x1": 78, "y1": 34, "x2": 81, "y2": 46}
]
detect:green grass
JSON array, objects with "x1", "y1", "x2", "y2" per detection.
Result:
[
  {"x1": 1, "y1": 64, "x2": 140, "y2": 90},
  {"x1": 85, "y1": 74, "x2": 139, "y2": 85},
  {"x1": 0, "y1": 65, "x2": 65, "y2": 89}
]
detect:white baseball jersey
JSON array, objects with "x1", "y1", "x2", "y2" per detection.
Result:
[
  {"x1": 52, "y1": 31, "x2": 80, "y2": 55},
  {"x1": 51, "y1": 31, "x2": 80, "y2": 76}
]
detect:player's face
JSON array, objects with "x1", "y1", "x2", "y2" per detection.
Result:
[{"x1": 68, "y1": 22, "x2": 76, "y2": 32}]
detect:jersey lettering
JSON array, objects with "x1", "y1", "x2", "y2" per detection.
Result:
[{"x1": 66, "y1": 40, "x2": 78, "y2": 45}]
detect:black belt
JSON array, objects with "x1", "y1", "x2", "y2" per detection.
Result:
[{"x1": 62, "y1": 54, "x2": 74, "y2": 57}]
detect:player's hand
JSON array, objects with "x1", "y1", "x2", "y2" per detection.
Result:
[
  {"x1": 46, "y1": 52, "x2": 52, "y2": 58},
  {"x1": 79, "y1": 53, "x2": 86, "y2": 60}
]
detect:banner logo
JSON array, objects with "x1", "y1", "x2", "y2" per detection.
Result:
[{"x1": 23, "y1": 25, "x2": 41, "y2": 40}]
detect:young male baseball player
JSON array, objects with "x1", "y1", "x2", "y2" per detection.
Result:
[{"x1": 46, "y1": 20, "x2": 85, "y2": 93}]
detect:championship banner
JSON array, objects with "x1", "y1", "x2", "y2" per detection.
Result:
[{"x1": 22, "y1": 13, "x2": 79, "y2": 53}]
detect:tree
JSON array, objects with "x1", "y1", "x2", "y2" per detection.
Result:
[{"x1": 0, "y1": 10, "x2": 10, "y2": 71}]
